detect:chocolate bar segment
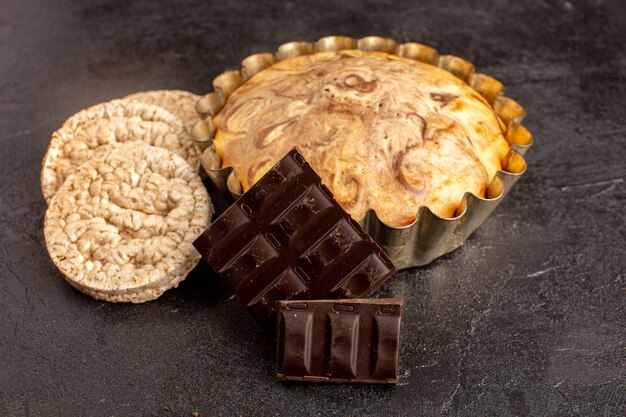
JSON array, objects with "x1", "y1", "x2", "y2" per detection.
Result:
[
  {"x1": 194, "y1": 148, "x2": 396, "y2": 321},
  {"x1": 276, "y1": 298, "x2": 403, "y2": 384}
]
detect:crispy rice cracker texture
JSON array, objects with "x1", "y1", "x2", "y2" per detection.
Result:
[
  {"x1": 124, "y1": 90, "x2": 200, "y2": 133},
  {"x1": 44, "y1": 143, "x2": 212, "y2": 303},
  {"x1": 41, "y1": 99, "x2": 199, "y2": 203}
]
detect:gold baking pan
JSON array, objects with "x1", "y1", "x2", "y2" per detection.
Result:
[{"x1": 191, "y1": 35, "x2": 533, "y2": 269}]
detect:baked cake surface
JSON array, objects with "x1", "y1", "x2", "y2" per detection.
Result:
[{"x1": 213, "y1": 49, "x2": 510, "y2": 226}]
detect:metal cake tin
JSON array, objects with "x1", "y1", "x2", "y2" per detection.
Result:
[{"x1": 191, "y1": 35, "x2": 533, "y2": 269}]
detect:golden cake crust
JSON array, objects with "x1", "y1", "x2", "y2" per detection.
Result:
[{"x1": 213, "y1": 50, "x2": 510, "y2": 226}]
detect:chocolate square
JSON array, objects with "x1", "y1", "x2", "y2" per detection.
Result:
[
  {"x1": 193, "y1": 148, "x2": 396, "y2": 321},
  {"x1": 276, "y1": 298, "x2": 403, "y2": 384}
]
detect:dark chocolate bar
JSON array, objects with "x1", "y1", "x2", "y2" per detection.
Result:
[
  {"x1": 276, "y1": 298, "x2": 403, "y2": 384},
  {"x1": 193, "y1": 148, "x2": 396, "y2": 321}
]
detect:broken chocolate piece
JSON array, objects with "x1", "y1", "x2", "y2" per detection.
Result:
[
  {"x1": 193, "y1": 148, "x2": 396, "y2": 321},
  {"x1": 276, "y1": 298, "x2": 403, "y2": 384}
]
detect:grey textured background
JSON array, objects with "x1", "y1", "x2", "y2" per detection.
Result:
[{"x1": 1, "y1": 0, "x2": 624, "y2": 416}]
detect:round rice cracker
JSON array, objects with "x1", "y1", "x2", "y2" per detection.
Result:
[
  {"x1": 44, "y1": 142, "x2": 213, "y2": 303},
  {"x1": 41, "y1": 99, "x2": 200, "y2": 204},
  {"x1": 124, "y1": 90, "x2": 200, "y2": 133}
]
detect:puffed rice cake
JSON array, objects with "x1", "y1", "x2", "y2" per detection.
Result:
[
  {"x1": 124, "y1": 90, "x2": 200, "y2": 133},
  {"x1": 44, "y1": 142, "x2": 212, "y2": 303},
  {"x1": 41, "y1": 99, "x2": 199, "y2": 203}
]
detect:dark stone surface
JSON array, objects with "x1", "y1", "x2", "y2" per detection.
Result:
[{"x1": 0, "y1": 0, "x2": 624, "y2": 415}]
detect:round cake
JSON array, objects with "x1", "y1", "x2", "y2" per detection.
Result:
[{"x1": 213, "y1": 49, "x2": 510, "y2": 227}]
